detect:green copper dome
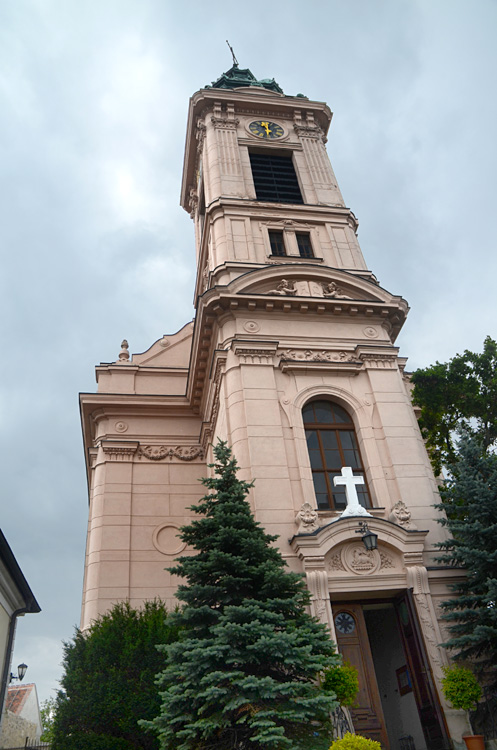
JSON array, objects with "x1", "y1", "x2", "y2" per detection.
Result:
[{"x1": 206, "y1": 64, "x2": 284, "y2": 94}]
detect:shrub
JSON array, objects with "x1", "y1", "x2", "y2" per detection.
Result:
[
  {"x1": 322, "y1": 662, "x2": 359, "y2": 706},
  {"x1": 441, "y1": 665, "x2": 482, "y2": 712},
  {"x1": 329, "y1": 732, "x2": 382, "y2": 750}
]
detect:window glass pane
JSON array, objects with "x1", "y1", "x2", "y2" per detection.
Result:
[
  {"x1": 329, "y1": 472, "x2": 347, "y2": 509},
  {"x1": 342, "y1": 450, "x2": 361, "y2": 469},
  {"x1": 316, "y1": 493, "x2": 330, "y2": 511},
  {"x1": 339, "y1": 431, "x2": 355, "y2": 449},
  {"x1": 321, "y1": 431, "x2": 339, "y2": 449},
  {"x1": 358, "y1": 487, "x2": 371, "y2": 508},
  {"x1": 302, "y1": 403, "x2": 316, "y2": 423},
  {"x1": 296, "y1": 232, "x2": 313, "y2": 258},
  {"x1": 309, "y1": 450, "x2": 323, "y2": 469},
  {"x1": 268, "y1": 230, "x2": 286, "y2": 256},
  {"x1": 313, "y1": 401, "x2": 333, "y2": 423},
  {"x1": 312, "y1": 474, "x2": 330, "y2": 510},
  {"x1": 331, "y1": 404, "x2": 350, "y2": 423},
  {"x1": 340, "y1": 431, "x2": 361, "y2": 469},
  {"x1": 305, "y1": 429, "x2": 319, "y2": 450},
  {"x1": 324, "y1": 449, "x2": 342, "y2": 468}
]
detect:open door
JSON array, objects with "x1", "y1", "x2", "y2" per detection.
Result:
[
  {"x1": 333, "y1": 603, "x2": 389, "y2": 749},
  {"x1": 394, "y1": 590, "x2": 450, "y2": 750}
]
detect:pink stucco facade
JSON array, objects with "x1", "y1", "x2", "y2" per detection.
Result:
[{"x1": 80, "y1": 70, "x2": 468, "y2": 747}]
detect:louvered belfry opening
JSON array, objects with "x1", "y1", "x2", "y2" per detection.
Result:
[{"x1": 249, "y1": 152, "x2": 304, "y2": 204}]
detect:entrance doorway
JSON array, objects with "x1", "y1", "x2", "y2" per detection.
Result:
[{"x1": 332, "y1": 595, "x2": 449, "y2": 750}]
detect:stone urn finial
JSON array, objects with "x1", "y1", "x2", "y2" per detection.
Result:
[{"x1": 118, "y1": 339, "x2": 130, "y2": 363}]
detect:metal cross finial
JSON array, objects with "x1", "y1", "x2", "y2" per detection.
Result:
[{"x1": 226, "y1": 40, "x2": 239, "y2": 67}]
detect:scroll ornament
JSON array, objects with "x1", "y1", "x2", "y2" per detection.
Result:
[{"x1": 138, "y1": 445, "x2": 204, "y2": 462}]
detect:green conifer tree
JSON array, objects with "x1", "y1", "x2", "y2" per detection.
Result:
[
  {"x1": 146, "y1": 441, "x2": 340, "y2": 750},
  {"x1": 51, "y1": 600, "x2": 180, "y2": 750},
  {"x1": 436, "y1": 430, "x2": 497, "y2": 688}
]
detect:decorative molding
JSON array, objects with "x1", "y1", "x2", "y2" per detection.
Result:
[
  {"x1": 201, "y1": 354, "x2": 227, "y2": 451},
  {"x1": 266, "y1": 257, "x2": 324, "y2": 265},
  {"x1": 88, "y1": 447, "x2": 99, "y2": 468},
  {"x1": 189, "y1": 187, "x2": 198, "y2": 219},
  {"x1": 259, "y1": 218, "x2": 311, "y2": 231},
  {"x1": 389, "y1": 499, "x2": 418, "y2": 530},
  {"x1": 281, "y1": 349, "x2": 356, "y2": 363},
  {"x1": 327, "y1": 553, "x2": 346, "y2": 572},
  {"x1": 404, "y1": 550, "x2": 424, "y2": 566},
  {"x1": 233, "y1": 341, "x2": 278, "y2": 366},
  {"x1": 101, "y1": 440, "x2": 139, "y2": 462},
  {"x1": 114, "y1": 421, "x2": 128, "y2": 433},
  {"x1": 296, "y1": 502, "x2": 320, "y2": 534},
  {"x1": 293, "y1": 123, "x2": 324, "y2": 139},
  {"x1": 211, "y1": 115, "x2": 239, "y2": 130},
  {"x1": 234, "y1": 348, "x2": 275, "y2": 365},
  {"x1": 305, "y1": 569, "x2": 335, "y2": 630},
  {"x1": 407, "y1": 566, "x2": 449, "y2": 698},
  {"x1": 195, "y1": 119, "x2": 206, "y2": 153},
  {"x1": 380, "y1": 552, "x2": 395, "y2": 569},
  {"x1": 359, "y1": 353, "x2": 398, "y2": 369},
  {"x1": 201, "y1": 262, "x2": 209, "y2": 293},
  {"x1": 138, "y1": 445, "x2": 204, "y2": 462}
]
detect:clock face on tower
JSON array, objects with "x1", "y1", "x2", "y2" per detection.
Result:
[{"x1": 249, "y1": 120, "x2": 284, "y2": 139}]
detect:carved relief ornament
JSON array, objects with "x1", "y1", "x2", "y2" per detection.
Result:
[
  {"x1": 282, "y1": 349, "x2": 356, "y2": 363},
  {"x1": 326, "y1": 543, "x2": 396, "y2": 576},
  {"x1": 389, "y1": 499, "x2": 418, "y2": 530},
  {"x1": 296, "y1": 502, "x2": 320, "y2": 534},
  {"x1": 138, "y1": 445, "x2": 204, "y2": 462}
]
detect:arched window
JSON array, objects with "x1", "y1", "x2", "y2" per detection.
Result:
[{"x1": 303, "y1": 400, "x2": 371, "y2": 511}]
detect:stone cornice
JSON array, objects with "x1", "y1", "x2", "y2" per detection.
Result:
[
  {"x1": 187, "y1": 272, "x2": 407, "y2": 413},
  {"x1": 193, "y1": 200, "x2": 361, "y2": 302}
]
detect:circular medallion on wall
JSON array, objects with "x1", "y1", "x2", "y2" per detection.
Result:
[
  {"x1": 363, "y1": 326, "x2": 379, "y2": 339},
  {"x1": 343, "y1": 542, "x2": 381, "y2": 575},
  {"x1": 152, "y1": 524, "x2": 186, "y2": 556},
  {"x1": 115, "y1": 421, "x2": 128, "y2": 433},
  {"x1": 243, "y1": 320, "x2": 260, "y2": 333}
]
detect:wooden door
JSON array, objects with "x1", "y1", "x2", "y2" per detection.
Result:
[
  {"x1": 333, "y1": 603, "x2": 389, "y2": 749},
  {"x1": 394, "y1": 591, "x2": 450, "y2": 750}
]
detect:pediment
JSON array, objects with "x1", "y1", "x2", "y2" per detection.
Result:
[
  {"x1": 227, "y1": 266, "x2": 390, "y2": 303},
  {"x1": 132, "y1": 321, "x2": 194, "y2": 367}
]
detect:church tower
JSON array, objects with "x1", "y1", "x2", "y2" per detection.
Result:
[{"x1": 80, "y1": 63, "x2": 466, "y2": 748}]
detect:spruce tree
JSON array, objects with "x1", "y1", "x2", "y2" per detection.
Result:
[
  {"x1": 146, "y1": 441, "x2": 340, "y2": 750},
  {"x1": 436, "y1": 430, "x2": 497, "y2": 688}
]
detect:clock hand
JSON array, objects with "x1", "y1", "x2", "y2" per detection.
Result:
[{"x1": 261, "y1": 121, "x2": 271, "y2": 136}]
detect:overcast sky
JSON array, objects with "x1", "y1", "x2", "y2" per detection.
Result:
[{"x1": 1, "y1": 0, "x2": 496, "y2": 705}]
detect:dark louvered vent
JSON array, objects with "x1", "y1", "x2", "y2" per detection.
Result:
[{"x1": 249, "y1": 152, "x2": 303, "y2": 204}]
